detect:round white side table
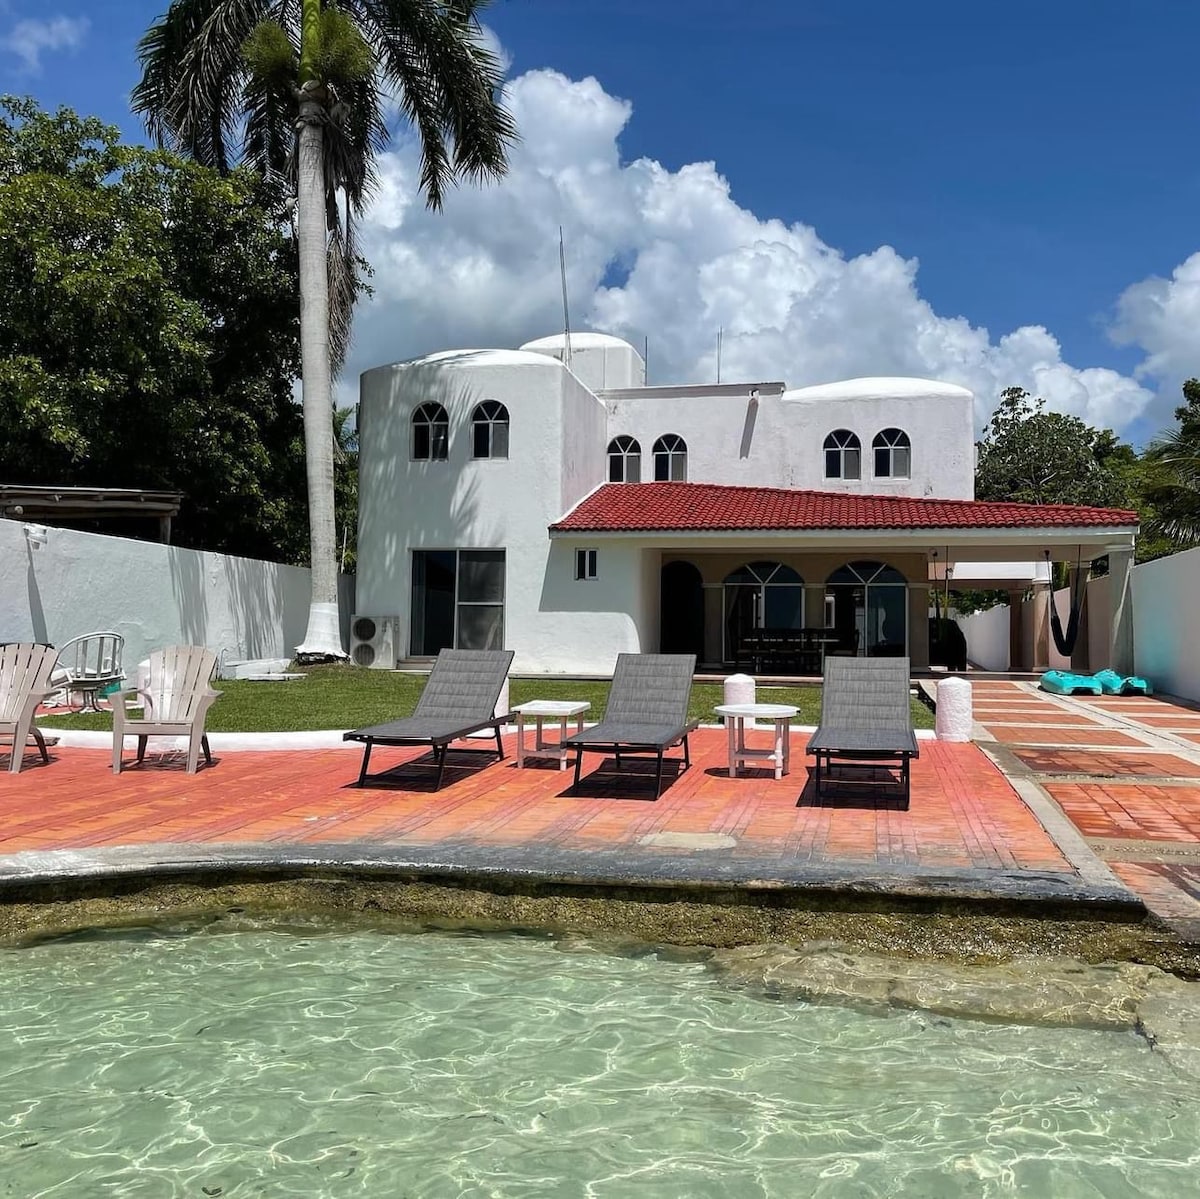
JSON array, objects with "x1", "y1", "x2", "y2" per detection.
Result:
[{"x1": 714, "y1": 703, "x2": 799, "y2": 780}]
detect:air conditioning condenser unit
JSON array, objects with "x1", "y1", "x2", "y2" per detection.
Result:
[{"x1": 349, "y1": 615, "x2": 399, "y2": 669}]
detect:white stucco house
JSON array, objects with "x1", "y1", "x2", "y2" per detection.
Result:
[{"x1": 355, "y1": 332, "x2": 1139, "y2": 675}]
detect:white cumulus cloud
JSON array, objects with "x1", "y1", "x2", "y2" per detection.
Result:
[
  {"x1": 347, "y1": 66, "x2": 1184, "y2": 438},
  {"x1": 1, "y1": 13, "x2": 87, "y2": 73},
  {"x1": 1111, "y1": 252, "x2": 1200, "y2": 409}
]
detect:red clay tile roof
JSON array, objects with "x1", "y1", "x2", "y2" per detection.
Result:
[{"x1": 551, "y1": 483, "x2": 1139, "y2": 533}]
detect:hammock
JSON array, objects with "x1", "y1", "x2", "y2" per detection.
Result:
[{"x1": 1047, "y1": 550, "x2": 1086, "y2": 658}]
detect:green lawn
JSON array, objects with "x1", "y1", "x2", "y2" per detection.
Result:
[{"x1": 37, "y1": 664, "x2": 935, "y2": 733}]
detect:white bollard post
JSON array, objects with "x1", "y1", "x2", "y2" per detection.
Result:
[
  {"x1": 724, "y1": 672, "x2": 757, "y2": 728},
  {"x1": 935, "y1": 676, "x2": 973, "y2": 742},
  {"x1": 494, "y1": 676, "x2": 511, "y2": 721}
]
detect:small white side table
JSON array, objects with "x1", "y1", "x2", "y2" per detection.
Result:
[
  {"x1": 513, "y1": 701, "x2": 590, "y2": 769},
  {"x1": 714, "y1": 703, "x2": 799, "y2": 780}
]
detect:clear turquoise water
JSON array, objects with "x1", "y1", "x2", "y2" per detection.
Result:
[{"x1": 2, "y1": 923, "x2": 1199, "y2": 1198}]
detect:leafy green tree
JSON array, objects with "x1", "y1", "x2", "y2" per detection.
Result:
[
  {"x1": 1139, "y1": 379, "x2": 1200, "y2": 553},
  {"x1": 975, "y1": 387, "x2": 1133, "y2": 510},
  {"x1": 133, "y1": 0, "x2": 516, "y2": 659},
  {"x1": 333, "y1": 404, "x2": 358, "y2": 573},
  {"x1": 0, "y1": 97, "x2": 307, "y2": 559}
]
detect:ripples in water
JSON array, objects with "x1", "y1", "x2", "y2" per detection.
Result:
[{"x1": 1, "y1": 922, "x2": 1198, "y2": 1197}]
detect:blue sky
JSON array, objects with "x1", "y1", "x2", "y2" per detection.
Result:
[{"x1": 3, "y1": 0, "x2": 1197, "y2": 441}]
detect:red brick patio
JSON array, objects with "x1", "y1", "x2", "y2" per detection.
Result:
[{"x1": 0, "y1": 732, "x2": 1071, "y2": 876}]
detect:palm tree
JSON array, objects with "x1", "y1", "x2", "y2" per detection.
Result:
[{"x1": 133, "y1": 0, "x2": 515, "y2": 659}]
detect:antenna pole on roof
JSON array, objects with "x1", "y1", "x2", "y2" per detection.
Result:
[
  {"x1": 716, "y1": 327, "x2": 723, "y2": 384},
  {"x1": 643, "y1": 335, "x2": 649, "y2": 385},
  {"x1": 558, "y1": 226, "x2": 572, "y2": 369}
]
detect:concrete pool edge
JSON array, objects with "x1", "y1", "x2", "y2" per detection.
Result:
[
  {"x1": 0, "y1": 840, "x2": 1146, "y2": 914},
  {"x1": 6, "y1": 842, "x2": 1200, "y2": 976}
]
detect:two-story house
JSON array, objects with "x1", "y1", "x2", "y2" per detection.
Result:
[{"x1": 355, "y1": 332, "x2": 1138, "y2": 674}]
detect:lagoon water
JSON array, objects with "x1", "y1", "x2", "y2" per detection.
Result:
[{"x1": 1, "y1": 921, "x2": 1198, "y2": 1197}]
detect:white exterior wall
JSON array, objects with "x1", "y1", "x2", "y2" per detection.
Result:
[
  {"x1": 534, "y1": 540, "x2": 656, "y2": 674},
  {"x1": 604, "y1": 384, "x2": 975, "y2": 498},
  {"x1": 956, "y1": 604, "x2": 1011, "y2": 671},
  {"x1": 0, "y1": 518, "x2": 353, "y2": 668},
  {"x1": 356, "y1": 351, "x2": 615, "y2": 672},
  {"x1": 1133, "y1": 547, "x2": 1200, "y2": 701},
  {"x1": 521, "y1": 332, "x2": 646, "y2": 392}
]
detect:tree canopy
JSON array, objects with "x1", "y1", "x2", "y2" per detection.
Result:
[
  {"x1": 974, "y1": 387, "x2": 1133, "y2": 510},
  {"x1": 0, "y1": 96, "x2": 310, "y2": 560},
  {"x1": 1138, "y1": 379, "x2": 1200, "y2": 554}
]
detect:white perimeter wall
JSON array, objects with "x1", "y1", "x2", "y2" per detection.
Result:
[
  {"x1": 955, "y1": 605, "x2": 1009, "y2": 671},
  {"x1": 1132, "y1": 546, "x2": 1200, "y2": 701},
  {"x1": 0, "y1": 518, "x2": 353, "y2": 669},
  {"x1": 955, "y1": 551, "x2": 1200, "y2": 700}
]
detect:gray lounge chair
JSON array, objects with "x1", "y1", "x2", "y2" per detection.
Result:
[
  {"x1": 562, "y1": 653, "x2": 698, "y2": 796},
  {"x1": 806, "y1": 656, "x2": 918, "y2": 808},
  {"x1": 344, "y1": 649, "x2": 514, "y2": 788}
]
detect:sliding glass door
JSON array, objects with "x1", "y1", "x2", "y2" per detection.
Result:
[{"x1": 411, "y1": 549, "x2": 506, "y2": 656}]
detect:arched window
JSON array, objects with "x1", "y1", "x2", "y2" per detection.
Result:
[
  {"x1": 471, "y1": 401, "x2": 509, "y2": 459},
  {"x1": 825, "y1": 560, "x2": 908, "y2": 658},
  {"x1": 722, "y1": 561, "x2": 806, "y2": 662},
  {"x1": 823, "y1": 430, "x2": 861, "y2": 480},
  {"x1": 412, "y1": 402, "x2": 449, "y2": 461},
  {"x1": 652, "y1": 434, "x2": 687, "y2": 482},
  {"x1": 872, "y1": 428, "x2": 911, "y2": 478},
  {"x1": 607, "y1": 436, "x2": 642, "y2": 483}
]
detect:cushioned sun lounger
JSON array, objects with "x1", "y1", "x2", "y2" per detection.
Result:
[
  {"x1": 344, "y1": 649, "x2": 514, "y2": 788},
  {"x1": 806, "y1": 656, "x2": 919, "y2": 808},
  {"x1": 561, "y1": 653, "x2": 699, "y2": 796}
]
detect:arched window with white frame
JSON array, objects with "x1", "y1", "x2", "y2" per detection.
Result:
[
  {"x1": 470, "y1": 401, "x2": 509, "y2": 459},
  {"x1": 607, "y1": 436, "x2": 642, "y2": 483},
  {"x1": 823, "y1": 429, "x2": 861, "y2": 480},
  {"x1": 412, "y1": 402, "x2": 449, "y2": 461},
  {"x1": 872, "y1": 427, "x2": 911, "y2": 478},
  {"x1": 652, "y1": 434, "x2": 687, "y2": 481}
]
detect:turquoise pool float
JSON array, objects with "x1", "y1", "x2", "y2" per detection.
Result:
[{"x1": 1039, "y1": 670, "x2": 1102, "y2": 696}]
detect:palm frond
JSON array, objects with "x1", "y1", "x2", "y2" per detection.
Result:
[
  {"x1": 352, "y1": 0, "x2": 514, "y2": 209},
  {"x1": 134, "y1": 0, "x2": 279, "y2": 171},
  {"x1": 326, "y1": 203, "x2": 363, "y2": 375}
]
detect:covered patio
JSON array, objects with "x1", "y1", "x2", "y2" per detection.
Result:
[{"x1": 549, "y1": 483, "x2": 1139, "y2": 674}]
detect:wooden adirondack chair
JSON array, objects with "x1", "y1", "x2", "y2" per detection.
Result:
[
  {"x1": 0, "y1": 643, "x2": 59, "y2": 773},
  {"x1": 111, "y1": 646, "x2": 221, "y2": 774}
]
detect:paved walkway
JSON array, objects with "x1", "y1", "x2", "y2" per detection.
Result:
[{"x1": 972, "y1": 680, "x2": 1200, "y2": 939}]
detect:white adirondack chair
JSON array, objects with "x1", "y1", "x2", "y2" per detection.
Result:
[
  {"x1": 50, "y1": 631, "x2": 125, "y2": 712},
  {"x1": 111, "y1": 646, "x2": 222, "y2": 774},
  {"x1": 0, "y1": 643, "x2": 59, "y2": 773}
]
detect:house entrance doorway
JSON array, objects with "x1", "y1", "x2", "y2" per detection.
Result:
[
  {"x1": 411, "y1": 549, "x2": 506, "y2": 656},
  {"x1": 660, "y1": 560, "x2": 705, "y2": 657}
]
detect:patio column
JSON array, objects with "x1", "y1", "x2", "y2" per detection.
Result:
[
  {"x1": 909, "y1": 585, "x2": 930, "y2": 669},
  {"x1": 1007, "y1": 589, "x2": 1024, "y2": 670},
  {"x1": 1031, "y1": 583, "x2": 1050, "y2": 672},
  {"x1": 804, "y1": 584, "x2": 826, "y2": 631},
  {"x1": 1069, "y1": 565, "x2": 1091, "y2": 673},
  {"x1": 1108, "y1": 548, "x2": 1135, "y2": 676}
]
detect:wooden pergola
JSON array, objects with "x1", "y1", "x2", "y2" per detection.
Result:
[{"x1": 0, "y1": 485, "x2": 183, "y2": 543}]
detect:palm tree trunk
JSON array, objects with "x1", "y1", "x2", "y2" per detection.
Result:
[{"x1": 294, "y1": 80, "x2": 346, "y2": 660}]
